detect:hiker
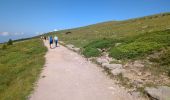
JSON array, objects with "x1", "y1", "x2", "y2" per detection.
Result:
[
  {"x1": 49, "y1": 36, "x2": 53, "y2": 48},
  {"x1": 54, "y1": 35, "x2": 58, "y2": 47},
  {"x1": 40, "y1": 36, "x2": 43, "y2": 40},
  {"x1": 44, "y1": 36, "x2": 47, "y2": 40}
]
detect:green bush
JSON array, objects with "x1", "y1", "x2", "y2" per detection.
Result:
[
  {"x1": 110, "y1": 42, "x2": 161, "y2": 59},
  {"x1": 2, "y1": 44, "x2": 7, "y2": 50},
  {"x1": 7, "y1": 39, "x2": 13, "y2": 45},
  {"x1": 82, "y1": 38, "x2": 116, "y2": 57},
  {"x1": 109, "y1": 30, "x2": 170, "y2": 59},
  {"x1": 84, "y1": 39, "x2": 115, "y2": 49},
  {"x1": 82, "y1": 47, "x2": 101, "y2": 57},
  {"x1": 136, "y1": 30, "x2": 170, "y2": 44}
]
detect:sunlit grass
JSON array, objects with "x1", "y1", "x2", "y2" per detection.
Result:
[{"x1": 0, "y1": 39, "x2": 47, "y2": 100}]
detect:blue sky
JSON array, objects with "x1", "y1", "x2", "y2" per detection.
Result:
[{"x1": 0, "y1": 0, "x2": 170, "y2": 42}]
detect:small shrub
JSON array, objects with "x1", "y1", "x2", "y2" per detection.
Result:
[
  {"x1": 84, "y1": 39, "x2": 116, "y2": 49},
  {"x1": 82, "y1": 47, "x2": 100, "y2": 57},
  {"x1": 82, "y1": 38, "x2": 116, "y2": 57},
  {"x1": 2, "y1": 44, "x2": 7, "y2": 50},
  {"x1": 7, "y1": 39, "x2": 13, "y2": 45},
  {"x1": 109, "y1": 42, "x2": 161, "y2": 59},
  {"x1": 109, "y1": 48, "x2": 124, "y2": 59},
  {"x1": 65, "y1": 31, "x2": 72, "y2": 34}
]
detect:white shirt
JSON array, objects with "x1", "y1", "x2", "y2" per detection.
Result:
[{"x1": 54, "y1": 36, "x2": 58, "y2": 40}]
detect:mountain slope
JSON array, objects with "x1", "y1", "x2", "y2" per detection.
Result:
[
  {"x1": 47, "y1": 12, "x2": 170, "y2": 98},
  {"x1": 49, "y1": 12, "x2": 170, "y2": 47}
]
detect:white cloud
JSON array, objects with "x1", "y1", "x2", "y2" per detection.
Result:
[
  {"x1": 0, "y1": 32, "x2": 9, "y2": 36},
  {"x1": 54, "y1": 29, "x2": 58, "y2": 31},
  {"x1": 14, "y1": 32, "x2": 24, "y2": 35},
  {"x1": 35, "y1": 32, "x2": 43, "y2": 35}
]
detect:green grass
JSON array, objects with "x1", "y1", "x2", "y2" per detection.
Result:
[
  {"x1": 109, "y1": 29, "x2": 170, "y2": 59},
  {"x1": 47, "y1": 12, "x2": 170, "y2": 75},
  {"x1": 47, "y1": 13, "x2": 170, "y2": 59},
  {"x1": 84, "y1": 39, "x2": 115, "y2": 49},
  {"x1": 0, "y1": 39, "x2": 47, "y2": 100},
  {"x1": 82, "y1": 47, "x2": 101, "y2": 57},
  {"x1": 48, "y1": 12, "x2": 170, "y2": 47},
  {"x1": 110, "y1": 42, "x2": 161, "y2": 59},
  {"x1": 82, "y1": 39, "x2": 115, "y2": 57}
]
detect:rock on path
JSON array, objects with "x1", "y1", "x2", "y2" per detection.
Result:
[{"x1": 29, "y1": 41, "x2": 140, "y2": 100}]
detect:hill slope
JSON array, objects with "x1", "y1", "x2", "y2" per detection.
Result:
[
  {"x1": 47, "y1": 13, "x2": 170, "y2": 96},
  {"x1": 48, "y1": 12, "x2": 170, "y2": 60},
  {"x1": 49, "y1": 12, "x2": 170, "y2": 47},
  {"x1": 48, "y1": 12, "x2": 170, "y2": 64}
]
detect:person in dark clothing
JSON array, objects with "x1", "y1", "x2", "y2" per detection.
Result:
[{"x1": 49, "y1": 36, "x2": 53, "y2": 48}]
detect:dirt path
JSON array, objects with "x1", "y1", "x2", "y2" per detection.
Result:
[{"x1": 30, "y1": 41, "x2": 138, "y2": 100}]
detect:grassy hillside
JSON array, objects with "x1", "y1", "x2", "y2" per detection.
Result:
[
  {"x1": 48, "y1": 12, "x2": 170, "y2": 76},
  {"x1": 0, "y1": 39, "x2": 47, "y2": 100},
  {"x1": 49, "y1": 12, "x2": 170, "y2": 47}
]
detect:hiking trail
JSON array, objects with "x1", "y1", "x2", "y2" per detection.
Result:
[{"x1": 30, "y1": 41, "x2": 140, "y2": 100}]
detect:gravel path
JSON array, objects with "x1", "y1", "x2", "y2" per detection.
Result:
[{"x1": 30, "y1": 41, "x2": 137, "y2": 100}]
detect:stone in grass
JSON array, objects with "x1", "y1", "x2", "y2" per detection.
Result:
[
  {"x1": 109, "y1": 64, "x2": 122, "y2": 69},
  {"x1": 142, "y1": 25, "x2": 148, "y2": 29},
  {"x1": 59, "y1": 41, "x2": 65, "y2": 45},
  {"x1": 133, "y1": 61, "x2": 144, "y2": 68},
  {"x1": 115, "y1": 43, "x2": 122, "y2": 47},
  {"x1": 66, "y1": 44, "x2": 74, "y2": 50},
  {"x1": 102, "y1": 63, "x2": 123, "y2": 70},
  {"x1": 102, "y1": 63, "x2": 110, "y2": 68},
  {"x1": 73, "y1": 48, "x2": 80, "y2": 52},
  {"x1": 145, "y1": 86, "x2": 170, "y2": 100},
  {"x1": 96, "y1": 58, "x2": 109, "y2": 64},
  {"x1": 111, "y1": 68, "x2": 125, "y2": 76}
]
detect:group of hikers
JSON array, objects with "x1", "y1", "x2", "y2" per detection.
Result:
[{"x1": 41, "y1": 35, "x2": 58, "y2": 49}]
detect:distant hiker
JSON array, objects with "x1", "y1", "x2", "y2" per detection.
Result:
[
  {"x1": 54, "y1": 35, "x2": 58, "y2": 47},
  {"x1": 44, "y1": 36, "x2": 47, "y2": 40},
  {"x1": 49, "y1": 36, "x2": 53, "y2": 48},
  {"x1": 40, "y1": 36, "x2": 42, "y2": 39}
]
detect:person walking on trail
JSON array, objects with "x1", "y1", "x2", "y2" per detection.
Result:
[
  {"x1": 44, "y1": 36, "x2": 47, "y2": 40},
  {"x1": 54, "y1": 35, "x2": 58, "y2": 47},
  {"x1": 49, "y1": 36, "x2": 53, "y2": 48}
]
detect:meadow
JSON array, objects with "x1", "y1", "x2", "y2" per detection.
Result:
[
  {"x1": 48, "y1": 12, "x2": 170, "y2": 76},
  {"x1": 49, "y1": 12, "x2": 170, "y2": 47},
  {"x1": 0, "y1": 39, "x2": 47, "y2": 100}
]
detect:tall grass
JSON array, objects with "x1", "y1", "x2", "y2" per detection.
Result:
[{"x1": 0, "y1": 39, "x2": 47, "y2": 100}]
